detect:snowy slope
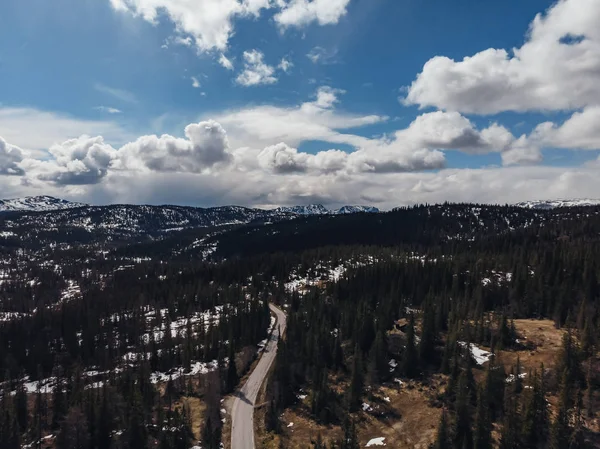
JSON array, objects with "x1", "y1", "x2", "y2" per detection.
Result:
[
  {"x1": 0, "y1": 196, "x2": 87, "y2": 212},
  {"x1": 335, "y1": 205, "x2": 379, "y2": 214},
  {"x1": 515, "y1": 199, "x2": 600, "y2": 209},
  {"x1": 275, "y1": 204, "x2": 331, "y2": 215},
  {"x1": 276, "y1": 204, "x2": 379, "y2": 215}
]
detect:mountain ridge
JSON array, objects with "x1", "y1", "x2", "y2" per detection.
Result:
[{"x1": 0, "y1": 196, "x2": 380, "y2": 216}]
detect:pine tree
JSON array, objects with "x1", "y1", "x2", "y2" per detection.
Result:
[
  {"x1": 226, "y1": 340, "x2": 239, "y2": 393},
  {"x1": 57, "y1": 406, "x2": 90, "y2": 449},
  {"x1": 401, "y1": 314, "x2": 418, "y2": 379},
  {"x1": 339, "y1": 415, "x2": 360, "y2": 449},
  {"x1": 521, "y1": 368, "x2": 549, "y2": 448},
  {"x1": 473, "y1": 385, "x2": 492, "y2": 449},
  {"x1": 433, "y1": 409, "x2": 451, "y2": 449},
  {"x1": 367, "y1": 329, "x2": 388, "y2": 385},
  {"x1": 550, "y1": 372, "x2": 572, "y2": 449},
  {"x1": 419, "y1": 299, "x2": 437, "y2": 364},
  {"x1": 453, "y1": 371, "x2": 474, "y2": 449},
  {"x1": 347, "y1": 345, "x2": 364, "y2": 412},
  {"x1": 14, "y1": 378, "x2": 27, "y2": 434}
]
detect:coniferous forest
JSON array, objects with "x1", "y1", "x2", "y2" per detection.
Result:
[{"x1": 1, "y1": 203, "x2": 599, "y2": 448}]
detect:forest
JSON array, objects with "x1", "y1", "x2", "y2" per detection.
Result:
[{"x1": 1, "y1": 203, "x2": 599, "y2": 448}]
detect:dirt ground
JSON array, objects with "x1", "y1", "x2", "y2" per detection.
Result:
[{"x1": 265, "y1": 377, "x2": 444, "y2": 449}]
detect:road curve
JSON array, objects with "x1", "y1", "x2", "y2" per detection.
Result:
[{"x1": 231, "y1": 304, "x2": 287, "y2": 449}]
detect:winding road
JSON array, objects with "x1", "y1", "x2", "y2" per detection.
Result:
[{"x1": 231, "y1": 304, "x2": 286, "y2": 449}]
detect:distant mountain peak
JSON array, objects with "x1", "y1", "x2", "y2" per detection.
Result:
[
  {"x1": 0, "y1": 196, "x2": 87, "y2": 213},
  {"x1": 274, "y1": 204, "x2": 330, "y2": 215},
  {"x1": 335, "y1": 205, "x2": 380, "y2": 214},
  {"x1": 515, "y1": 199, "x2": 600, "y2": 209},
  {"x1": 274, "y1": 204, "x2": 379, "y2": 215}
]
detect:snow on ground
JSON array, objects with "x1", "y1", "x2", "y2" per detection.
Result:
[
  {"x1": 141, "y1": 306, "x2": 223, "y2": 344},
  {"x1": 481, "y1": 270, "x2": 514, "y2": 286},
  {"x1": 59, "y1": 280, "x2": 81, "y2": 303},
  {"x1": 285, "y1": 263, "x2": 348, "y2": 292},
  {"x1": 394, "y1": 378, "x2": 403, "y2": 386},
  {"x1": 0, "y1": 311, "x2": 30, "y2": 322},
  {"x1": 287, "y1": 422, "x2": 294, "y2": 428},
  {"x1": 384, "y1": 397, "x2": 390, "y2": 403},
  {"x1": 150, "y1": 360, "x2": 219, "y2": 384},
  {"x1": 389, "y1": 359, "x2": 398, "y2": 372},
  {"x1": 362, "y1": 402, "x2": 374, "y2": 412},
  {"x1": 366, "y1": 437, "x2": 386, "y2": 447},
  {"x1": 505, "y1": 373, "x2": 527, "y2": 384},
  {"x1": 459, "y1": 342, "x2": 493, "y2": 365}
]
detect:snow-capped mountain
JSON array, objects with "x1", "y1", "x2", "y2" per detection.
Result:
[
  {"x1": 335, "y1": 205, "x2": 379, "y2": 214},
  {"x1": 515, "y1": 199, "x2": 600, "y2": 210},
  {"x1": 275, "y1": 204, "x2": 331, "y2": 215},
  {"x1": 0, "y1": 196, "x2": 87, "y2": 212},
  {"x1": 275, "y1": 204, "x2": 379, "y2": 215}
]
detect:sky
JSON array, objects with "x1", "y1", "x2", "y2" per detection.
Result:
[{"x1": 1, "y1": 0, "x2": 600, "y2": 209}]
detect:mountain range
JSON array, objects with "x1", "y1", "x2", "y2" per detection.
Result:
[{"x1": 0, "y1": 196, "x2": 379, "y2": 216}]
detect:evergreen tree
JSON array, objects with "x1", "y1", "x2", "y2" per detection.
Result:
[
  {"x1": 401, "y1": 314, "x2": 419, "y2": 379},
  {"x1": 453, "y1": 371, "x2": 474, "y2": 449},
  {"x1": 473, "y1": 385, "x2": 492, "y2": 449},
  {"x1": 347, "y1": 345, "x2": 364, "y2": 412},
  {"x1": 433, "y1": 409, "x2": 451, "y2": 449}
]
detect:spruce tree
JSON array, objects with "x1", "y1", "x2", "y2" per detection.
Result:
[
  {"x1": 433, "y1": 409, "x2": 451, "y2": 449},
  {"x1": 473, "y1": 385, "x2": 492, "y2": 449},
  {"x1": 401, "y1": 314, "x2": 418, "y2": 379}
]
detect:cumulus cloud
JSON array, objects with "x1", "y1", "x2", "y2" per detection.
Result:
[
  {"x1": 404, "y1": 0, "x2": 600, "y2": 114},
  {"x1": 110, "y1": 0, "x2": 347, "y2": 55},
  {"x1": 236, "y1": 50, "x2": 278, "y2": 86},
  {"x1": 0, "y1": 137, "x2": 25, "y2": 176},
  {"x1": 374, "y1": 111, "x2": 534, "y2": 167},
  {"x1": 275, "y1": 0, "x2": 351, "y2": 28},
  {"x1": 191, "y1": 77, "x2": 201, "y2": 88},
  {"x1": 109, "y1": 0, "x2": 266, "y2": 52},
  {"x1": 532, "y1": 106, "x2": 600, "y2": 150},
  {"x1": 35, "y1": 136, "x2": 118, "y2": 185},
  {"x1": 256, "y1": 143, "x2": 348, "y2": 174},
  {"x1": 118, "y1": 120, "x2": 232, "y2": 173},
  {"x1": 347, "y1": 148, "x2": 446, "y2": 173}
]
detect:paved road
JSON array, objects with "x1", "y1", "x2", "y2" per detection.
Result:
[{"x1": 231, "y1": 304, "x2": 286, "y2": 449}]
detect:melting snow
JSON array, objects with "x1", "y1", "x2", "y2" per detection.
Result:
[
  {"x1": 366, "y1": 437, "x2": 386, "y2": 447},
  {"x1": 459, "y1": 342, "x2": 493, "y2": 365}
]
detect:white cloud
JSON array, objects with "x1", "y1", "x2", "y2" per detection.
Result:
[
  {"x1": 275, "y1": 0, "x2": 351, "y2": 28},
  {"x1": 236, "y1": 50, "x2": 278, "y2": 86},
  {"x1": 278, "y1": 58, "x2": 293, "y2": 73},
  {"x1": 532, "y1": 106, "x2": 600, "y2": 150},
  {"x1": 109, "y1": 0, "x2": 256, "y2": 53},
  {"x1": 0, "y1": 137, "x2": 25, "y2": 176},
  {"x1": 0, "y1": 107, "x2": 133, "y2": 153},
  {"x1": 404, "y1": 0, "x2": 600, "y2": 114},
  {"x1": 191, "y1": 76, "x2": 201, "y2": 88},
  {"x1": 306, "y1": 46, "x2": 338, "y2": 64},
  {"x1": 219, "y1": 54, "x2": 234, "y2": 70},
  {"x1": 33, "y1": 136, "x2": 118, "y2": 185},
  {"x1": 118, "y1": 120, "x2": 232, "y2": 173},
  {"x1": 214, "y1": 86, "x2": 385, "y2": 149},
  {"x1": 95, "y1": 83, "x2": 137, "y2": 104},
  {"x1": 8, "y1": 88, "x2": 600, "y2": 209},
  {"x1": 94, "y1": 106, "x2": 123, "y2": 114}
]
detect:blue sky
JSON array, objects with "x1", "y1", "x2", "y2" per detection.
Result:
[{"x1": 1, "y1": 0, "x2": 600, "y2": 208}]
